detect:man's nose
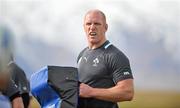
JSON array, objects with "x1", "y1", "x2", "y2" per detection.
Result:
[{"x1": 90, "y1": 24, "x2": 96, "y2": 30}]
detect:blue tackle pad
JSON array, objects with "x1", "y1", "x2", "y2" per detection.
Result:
[{"x1": 30, "y1": 66, "x2": 78, "y2": 108}]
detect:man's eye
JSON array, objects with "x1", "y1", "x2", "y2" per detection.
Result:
[
  {"x1": 86, "y1": 23, "x2": 91, "y2": 25},
  {"x1": 94, "y1": 23, "x2": 101, "y2": 25}
]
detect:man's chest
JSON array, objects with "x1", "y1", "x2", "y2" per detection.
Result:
[{"x1": 78, "y1": 52, "x2": 110, "y2": 79}]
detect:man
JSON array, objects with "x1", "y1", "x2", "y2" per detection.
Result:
[
  {"x1": 4, "y1": 56, "x2": 31, "y2": 108},
  {"x1": 0, "y1": 61, "x2": 24, "y2": 108},
  {"x1": 77, "y1": 9, "x2": 134, "y2": 108},
  {"x1": 2, "y1": 58, "x2": 26, "y2": 108},
  {"x1": 0, "y1": 56, "x2": 24, "y2": 108},
  {"x1": 0, "y1": 61, "x2": 11, "y2": 108},
  {"x1": 0, "y1": 25, "x2": 24, "y2": 108},
  {"x1": 3, "y1": 79, "x2": 24, "y2": 108}
]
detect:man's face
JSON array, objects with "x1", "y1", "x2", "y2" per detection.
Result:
[{"x1": 84, "y1": 12, "x2": 108, "y2": 44}]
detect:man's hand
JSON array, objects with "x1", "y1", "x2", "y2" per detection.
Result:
[{"x1": 79, "y1": 83, "x2": 94, "y2": 98}]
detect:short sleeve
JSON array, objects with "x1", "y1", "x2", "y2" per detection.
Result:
[
  {"x1": 11, "y1": 63, "x2": 30, "y2": 94},
  {"x1": 77, "y1": 47, "x2": 87, "y2": 63},
  {"x1": 107, "y1": 52, "x2": 133, "y2": 84},
  {"x1": 3, "y1": 79, "x2": 20, "y2": 101}
]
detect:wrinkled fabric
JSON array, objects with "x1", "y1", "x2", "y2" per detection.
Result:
[{"x1": 30, "y1": 66, "x2": 78, "y2": 108}]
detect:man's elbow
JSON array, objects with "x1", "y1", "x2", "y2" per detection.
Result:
[
  {"x1": 126, "y1": 90, "x2": 134, "y2": 101},
  {"x1": 117, "y1": 89, "x2": 134, "y2": 102}
]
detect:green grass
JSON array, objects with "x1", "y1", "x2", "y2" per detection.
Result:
[
  {"x1": 30, "y1": 90, "x2": 180, "y2": 108},
  {"x1": 120, "y1": 90, "x2": 180, "y2": 108}
]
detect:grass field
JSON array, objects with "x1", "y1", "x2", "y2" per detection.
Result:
[
  {"x1": 30, "y1": 90, "x2": 180, "y2": 108},
  {"x1": 120, "y1": 90, "x2": 180, "y2": 108}
]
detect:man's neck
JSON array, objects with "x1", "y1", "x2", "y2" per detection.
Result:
[{"x1": 89, "y1": 39, "x2": 107, "y2": 50}]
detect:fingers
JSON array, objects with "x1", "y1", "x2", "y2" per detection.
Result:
[{"x1": 79, "y1": 83, "x2": 92, "y2": 98}]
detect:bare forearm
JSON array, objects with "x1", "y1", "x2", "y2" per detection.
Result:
[
  {"x1": 12, "y1": 97, "x2": 24, "y2": 108},
  {"x1": 90, "y1": 85, "x2": 134, "y2": 102},
  {"x1": 80, "y1": 79, "x2": 134, "y2": 102}
]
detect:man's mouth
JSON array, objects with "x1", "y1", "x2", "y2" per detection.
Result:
[{"x1": 89, "y1": 32, "x2": 97, "y2": 36}]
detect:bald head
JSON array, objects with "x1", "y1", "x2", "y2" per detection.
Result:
[
  {"x1": 83, "y1": 9, "x2": 108, "y2": 49},
  {"x1": 84, "y1": 9, "x2": 107, "y2": 24}
]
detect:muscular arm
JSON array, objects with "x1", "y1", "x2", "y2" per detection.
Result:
[
  {"x1": 80, "y1": 79, "x2": 134, "y2": 102},
  {"x1": 12, "y1": 97, "x2": 24, "y2": 108}
]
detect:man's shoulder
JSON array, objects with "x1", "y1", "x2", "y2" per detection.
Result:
[
  {"x1": 77, "y1": 47, "x2": 88, "y2": 63},
  {"x1": 79, "y1": 47, "x2": 88, "y2": 54},
  {"x1": 8, "y1": 62, "x2": 26, "y2": 76},
  {"x1": 105, "y1": 44, "x2": 123, "y2": 55},
  {"x1": 104, "y1": 45, "x2": 129, "y2": 61}
]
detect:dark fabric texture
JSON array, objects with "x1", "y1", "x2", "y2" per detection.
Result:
[
  {"x1": 21, "y1": 93, "x2": 30, "y2": 108},
  {"x1": 31, "y1": 66, "x2": 79, "y2": 108},
  {"x1": 2, "y1": 79, "x2": 19, "y2": 101},
  {"x1": 9, "y1": 62, "x2": 30, "y2": 94},
  {"x1": 48, "y1": 66, "x2": 79, "y2": 108},
  {"x1": 3, "y1": 62, "x2": 30, "y2": 108}
]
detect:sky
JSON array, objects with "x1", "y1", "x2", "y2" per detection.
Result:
[{"x1": 0, "y1": 0, "x2": 180, "y2": 91}]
